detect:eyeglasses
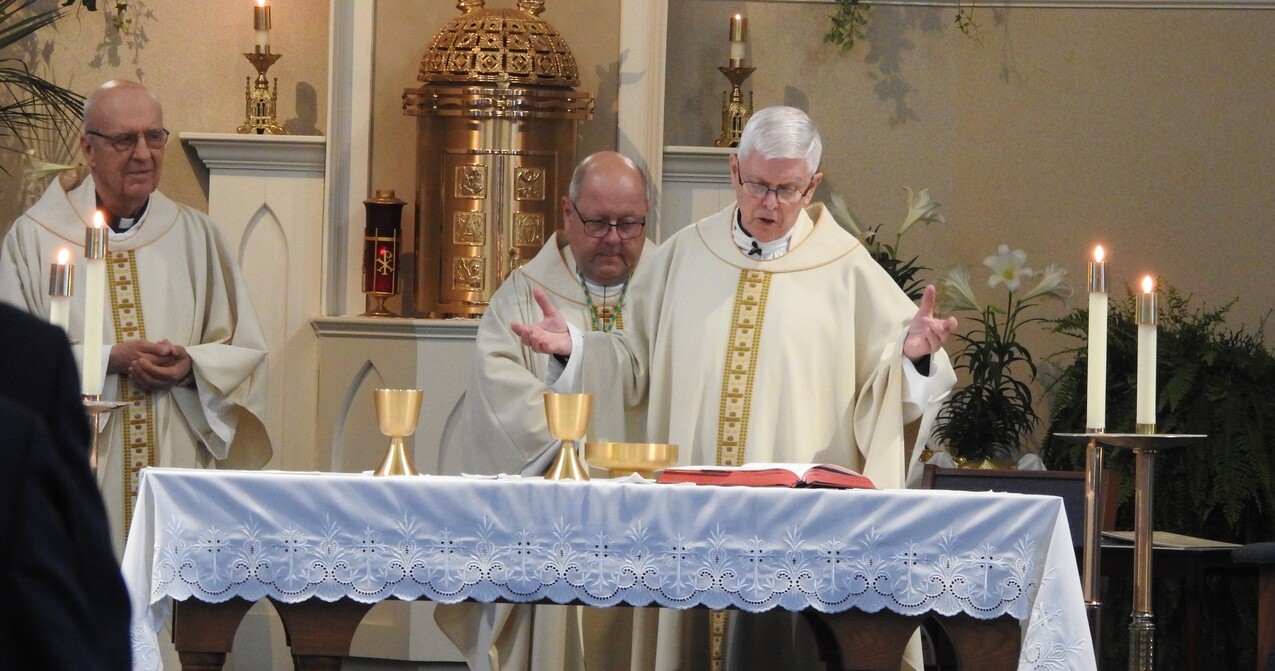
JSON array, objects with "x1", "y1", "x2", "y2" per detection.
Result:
[
  {"x1": 569, "y1": 200, "x2": 646, "y2": 239},
  {"x1": 85, "y1": 128, "x2": 170, "y2": 153},
  {"x1": 738, "y1": 179, "x2": 813, "y2": 205}
]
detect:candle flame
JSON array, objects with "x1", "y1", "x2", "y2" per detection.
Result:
[
  {"x1": 92, "y1": 211, "x2": 105, "y2": 228},
  {"x1": 257, "y1": 0, "x2": 267, "y2": 7},
  {"x1": 1141, "y1": 275, "x2": 1154, "y2": 293},
  {"x1": 735, "y1": 13, "x2": 741, "y2": 19},
  {"x1": 56, "y1": 248, "x2": 70, "y2": 265},
  {"x1": 1093, "y1": 245, "x2": 1104, "y2": 263}
]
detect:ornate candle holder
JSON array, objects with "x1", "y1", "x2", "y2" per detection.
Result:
[
  {"x1": 714, "y1": 65, "x2": 756, "y2": 148},
  {"x1": 543, "y1": 393, "x2": 592, "y2": 481},
  {"x1": 373, "y1": 388, "x2": 422, "y2": 476},
  {"x1": 361, "y1": 190, "x2": 405, "y2": 317},
  {"x1": 83, "y1": 395, "x2": 128, "y2": 475},
  {"x1": 237, "y1": 48, "x2": 285, "y2": 135}
]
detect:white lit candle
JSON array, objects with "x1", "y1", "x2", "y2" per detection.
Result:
[
  {"x1": 729, "y1": 14, "x2": 747, "y2": 66},
  {"x1": 82, "y1": 212, "x2": 108, "y2": 397},
  {"x1": 1135, "y1": 275, "x2": 1158, "y2": 432},
  {"x1": 48, "y1": 247, "x2": 73, "y2": 334},
  {"x1": 253, "y1": 0, "x2": 271, "y2": 50},
  {"x1": 1086, "y1": 245, "x2": 1107, "y2": 431}
]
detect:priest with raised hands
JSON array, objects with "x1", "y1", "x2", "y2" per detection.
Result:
[
  {"x1": 435, "y1": 150, "x2": 655, "y2": 671},
  {"x1": 511, "y1": 105, "x2": 958, "y2": 670},
  {"x1": 0, "y1": 80, "x2": 270, "y2": 553}
]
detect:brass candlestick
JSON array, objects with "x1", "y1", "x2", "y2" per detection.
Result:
[
  {"x1": 82, "y1": 395, "x2": 128, "y2": 475},
  {"x1": 1057, "y1": 432, "x2": 1205, "y2": 671},
  {"x1": 237, "y1": 48, "x2": 285, "y2": 135},
  {"x1": 373, "y1": 388, "x2": 422, "y2": 476},
  {"x1": 714, "y1": 66, "x2": 755, "y2": 148},
  {"x1": 543, "y1": 393, "x2": 591, "y2": 481}
]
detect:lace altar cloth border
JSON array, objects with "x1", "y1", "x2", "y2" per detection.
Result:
[{"x1": 122, "y1": 468, "x2": 1094, "y2": 670}]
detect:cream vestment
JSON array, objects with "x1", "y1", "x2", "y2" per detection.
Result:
[
  {"x1": 0, "y1": 174, "x2": 271, "y2": 552},
  {"x1": 576, "y1": 202, "x2": 957, "y2": 670},
  {"x1": 436, "y1": 231, "x2": 655, "y2": 671}
]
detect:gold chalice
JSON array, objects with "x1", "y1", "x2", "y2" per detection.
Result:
[
  {"x1": 543, "y1": 393, "x2": 592, "y2": 481},
  {"x1": 373, "y1": 388, "x2": 422, "y2": 476},
  {"x1": 584, "y1": 442, "x2": 679, "y2": 479}
]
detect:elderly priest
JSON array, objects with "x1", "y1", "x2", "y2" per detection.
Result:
[
  {"x1": 436, "y1": 151, "x2": 655, "y2": 670},
  {"x1": 512, "y1": 106, "x2": 958, "y2": 670},
  {"x1": 0, "y1": 80, "x2": 271, "y2": 553}
]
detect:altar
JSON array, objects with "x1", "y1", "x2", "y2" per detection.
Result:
[{"x1": 122, "y1": 468, "x2": 1095, "y2": 670}]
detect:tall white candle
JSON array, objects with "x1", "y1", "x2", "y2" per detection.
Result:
[
  {"x1": 48, "y1": 247, "x2": 73, "y2": 334},
  {"x1": 1086, "y1": 245, "x2": 1107, "y2": 431},
  {"x1": 1135, "y1": 275, "x2": 1158, "y2": 431},
  {"x1": 82, "y1": 212, "x2": 108, "y2": 397},
  {"x1": 729, "y1": 14, "x2": 746, "y2": 65},
  {"x1": 254, "y1": 0, "x2": 271, "y2": 50}
]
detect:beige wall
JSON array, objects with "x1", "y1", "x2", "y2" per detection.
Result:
[
  {"x1": 667, "y1": 2, "x2": 1275, "y2": 356},
  {"x1": 0, "y1": 0, "x2": 329, "y2": 231},
  {"x1": 5, "y1": 1, "x2": 1269, "y2": 366}
]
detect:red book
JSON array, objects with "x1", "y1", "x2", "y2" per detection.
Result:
[{"x1": 656, "y1": 463, "x2": 875, "y2": 489}]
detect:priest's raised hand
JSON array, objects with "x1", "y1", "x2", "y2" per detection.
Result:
[
  {"x1": 511, "y1": 287, "x2": 574, "y2": 355},
  {"x1": 903, "y1": 284, "x2": 958, "y2": 362}
]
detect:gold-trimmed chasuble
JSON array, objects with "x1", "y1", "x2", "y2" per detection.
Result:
[{"x1": 108, "y1": 249, "x2": 156, "y2": 536}]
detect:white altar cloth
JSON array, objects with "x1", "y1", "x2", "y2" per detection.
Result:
[{"x1": 121, "y1": 468, "x2": 1095, "y2": 670}]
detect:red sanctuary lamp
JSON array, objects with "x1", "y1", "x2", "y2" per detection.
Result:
[{"x1": 362, "y1": 190, "x2": 406, "y2": 317}]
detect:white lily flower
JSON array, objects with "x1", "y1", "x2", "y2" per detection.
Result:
[
  {"x1": 938, "y1": 266, "x2": 981, "y2": 313},
  {"x1": 984, "y1": 244, "x2": 1032, "y2": 292},
  {"x1": 1020, "y1": 263, "x2": 1074, "y2": 303},
  {"x1": 828, "y1": 193, "x2": 864, "y2": 239},
  {"x1": 899, "y1": 187, "x2": 946, "y2": 237}
]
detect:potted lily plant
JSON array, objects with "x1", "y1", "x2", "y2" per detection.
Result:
[{"x1": 931, "y1": 245, "x2": 1072, "y2": 465}]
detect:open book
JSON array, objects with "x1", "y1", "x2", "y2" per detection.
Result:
[{"x1": 656, "y1": 463, "x2": 875, "y2": 489}]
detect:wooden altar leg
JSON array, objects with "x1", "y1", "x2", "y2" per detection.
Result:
[
  {"x1": 269, "y1": 598, "x2": 374, "y2": 671},
  {"x1": 171, "y1": 597, "x2": 256, "y2": 671},
  {"x1": 804, "y1": 610, "x2": 926, "y2": 671},
  {"x1": 932, "y1": 613, "x2": 1022, "y2": 671}
]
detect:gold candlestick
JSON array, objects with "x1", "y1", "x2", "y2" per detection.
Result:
[
  {"x1": 237, "y1": 48, "x2": 285, "y2": 135},
  {"x1": 714, "y1": 66, "x2": 756, "y2": 148}
]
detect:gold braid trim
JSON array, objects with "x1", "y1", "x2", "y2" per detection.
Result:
[
  {"x1": 708, "y1": 269, "x2": 771, "y2": 671},
  {"x1": 715, "y1": 269, "x2": 771, "y2": 467},
  {"x1": 108, "y1": 250, "x2": 155, "y2": 537}
]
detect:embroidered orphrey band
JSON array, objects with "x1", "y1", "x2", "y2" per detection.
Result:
[
  {"x1": 715, "y1": 269, "x2": 771, "y2": 467},
  {"x1": 708, "y1": 269, "x2": 771, "y2": 671},
  {"x1": 109, "y1": 250, "x2": 155, "y2": 537}
]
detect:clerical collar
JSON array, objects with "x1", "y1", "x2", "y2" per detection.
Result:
[
  {"x1": 95, "y1": 195, "x2": 151, "y2": 233},
  {"x1": 732, "y1": 211, "x2": 794, "y2": 260}
]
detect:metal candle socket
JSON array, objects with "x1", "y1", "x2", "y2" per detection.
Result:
[
  {"x1": 373, "y1": 388, "x2": 422, "y2": 476},
  {"x1": 543, "y1": 393, "x2": 592, "y2": 481}
]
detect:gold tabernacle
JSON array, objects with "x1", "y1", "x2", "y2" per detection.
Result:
[{"x1": 403, "y1": 0, "x2": 594, "y2": 317}]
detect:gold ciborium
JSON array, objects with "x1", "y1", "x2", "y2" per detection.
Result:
[
  {"x1": 543, "y1": 393, "x2": 592, "y2": 481},
  {"x1": 373, "y1": 388, "x2": 423, "y2": 476},
  {"x1": 585, "y1": 442, "x2": 679, "y2": 479}
]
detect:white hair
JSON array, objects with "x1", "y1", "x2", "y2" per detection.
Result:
[{"x1": 736, "y1": 106, "x2": 822, "y2": 175}]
